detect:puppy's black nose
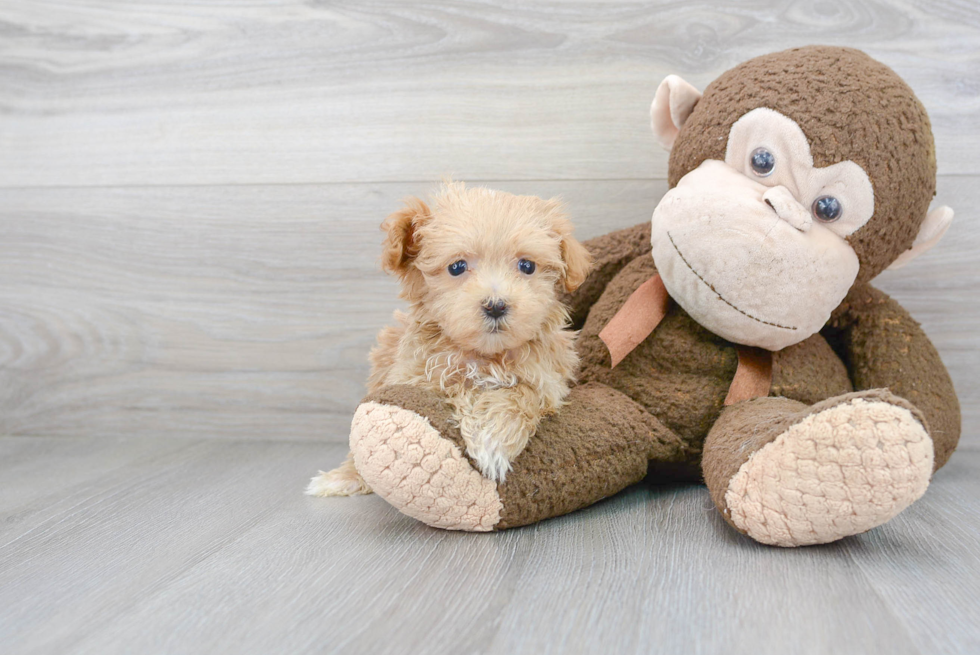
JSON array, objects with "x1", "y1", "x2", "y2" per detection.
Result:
[{"x1": 482, "y1": 299, "x2": 508, "y2": 319}]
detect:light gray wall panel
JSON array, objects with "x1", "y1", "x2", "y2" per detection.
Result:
[
  {"x1": 1, "y1": 177, "x2": 975, "y2": 443},
  {"x1": 0, "y1": 1, "x2": 978, "y2": 186}
]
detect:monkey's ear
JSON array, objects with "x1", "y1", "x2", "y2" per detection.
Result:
[
  {"x1": 650, "y1": 75, "x2": 702, "y2": 151},
  {"x1": 888, "y1": 206, "x2": 954, "y2": 270},
  {"x1": 381, "y1": 197, "x2": 431, "y2": 278}
]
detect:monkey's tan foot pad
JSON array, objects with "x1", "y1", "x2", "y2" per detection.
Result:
[
  {"x1": 725, "y1": 397, "x2": 934, "y2": 547},
  {"x1": 350, "y1": 401, "x2": 503, "y2": 531}
]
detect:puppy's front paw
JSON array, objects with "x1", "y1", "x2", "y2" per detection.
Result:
[
  {"x1": 466, "y1": 434, "x2": 514, "y2": 483},
  {"x1": 305, "y1": 466, "x2": 373, "y2": 497}
]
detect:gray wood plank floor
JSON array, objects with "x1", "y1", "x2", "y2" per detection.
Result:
[{"x1": 1, "y1": 436, "x2": 978, "y2": 655}]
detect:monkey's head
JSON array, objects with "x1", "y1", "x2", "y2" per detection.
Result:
[{"x1": 649, "y1": 46, "x2": 954, "y2": 351}]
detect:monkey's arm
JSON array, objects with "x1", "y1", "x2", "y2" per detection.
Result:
[
  {"x1": 559, "y1": 222, "x2": 652, "y2": 329},
  {"x1": 822, "y1": 284, "x2": 960, "y2": 470}
]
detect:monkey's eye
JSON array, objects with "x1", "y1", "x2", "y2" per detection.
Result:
[
  {"x1": 447, "y1": 260, "x2": 468, "y2": 276},
  {"x1": 750, "y1": 148, "x2": 775, "y2": 177},
  {"x1": 518, "y1": 259, "x2": 536, "y2": 275},
  {"x1": 812, "y1": 196, "x2": 842, "y2": 222}
]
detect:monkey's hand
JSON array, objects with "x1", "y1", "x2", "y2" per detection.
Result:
[{"x1": 825, "y1": 283, "x2": 960, "y2": 470}]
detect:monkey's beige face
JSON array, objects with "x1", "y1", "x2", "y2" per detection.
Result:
[
  {"x1": 651, "y1": 108, "x2": 876, "y2": 351},
  {"x1": 413, "y1": 199, "x2": 568, "y2": 356}
]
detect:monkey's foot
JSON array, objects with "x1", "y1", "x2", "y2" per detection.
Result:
[
  {"x1": 350, "y1": 395, "x2": 503, "y2": 532},
  {"x1": 723, "y1": 395, "x2": 934, "y2": 547}
]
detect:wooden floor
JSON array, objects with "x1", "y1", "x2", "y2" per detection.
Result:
[
  {"x1": 2, "y1": 437, "x2": 978, "y2": 655},
  {"x1": 3, "y1": 2, "x2": 980, "y2": 654}
]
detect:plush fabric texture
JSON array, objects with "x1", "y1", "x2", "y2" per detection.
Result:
[
  {"x1": 702, "y1": 395, "x2": 810, "y2": 530},
  {"x1": 770, "y1": 334, "x2": 854, "y2": 405},
  {"x1": 724, "y1": 347, "x2": 772, "y2": 406},
  {"x1": 826, "y1": 284, "x2": 961, "y2": 470},
  {"x1": 889, "y1": 205, "x2": 954, "y2": 270},
  {"x1": 702, "y1": 389, "x2": 928, "y2": 535},
  {"x1": 359, "y1": 383, "x2": 686, "y2": 531},
  {"x1": 652, "y1": 158, "x2": 864, "y2": 350},
  {"x1": 346, "y1": 47, "x2": 959, "y2": 547},
  {"x1": 494, "y1": 382, "x2": 687, "y2": 529},
  {"x1": 599, "y1": 273, "x2": 670, "y2": 367},
  {"x1": 578, "y1": 253, "x2": 735, "y2": 460},
  {"x1": 350, "y1": 396, "x2": 502, "y2": 531},
  {"x1": 558, "y1": 222, "x2": 652, "y2": 329},
  {"x1": 352, "y1": 242, "x2": 955, "y2": 542},
  {"x1": 650, "y1": 74, "x2": 703, "y2": 150},
  {"x1": 575, "y1": 253, "x2": 854, "y2": 474},
  {"x1": 723, "y1": 108, "x2": 877, "y2": 239},
  {"x1": 669, "y1": 45, "x2": 936, "y2": 285},
  {"x1": 722, "y1": 394, "x2": 933, "y2": 547}
]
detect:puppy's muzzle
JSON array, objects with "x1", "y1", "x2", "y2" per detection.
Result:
[{"x1": 482, "y1": 298, "x2": 508, "y2": 320}]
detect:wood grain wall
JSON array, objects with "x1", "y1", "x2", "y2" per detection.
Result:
[{"x1": 1, "y1": 1, "x2": 978, "y2": 444}]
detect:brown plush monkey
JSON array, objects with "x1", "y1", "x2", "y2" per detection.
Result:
[{"x1": 344, "y1": 46, "x2": 960, "y2": 546}]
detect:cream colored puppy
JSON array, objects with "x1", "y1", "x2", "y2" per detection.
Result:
[{"x1": 307, "y1": 181, "x2": 592, "y2": 495}]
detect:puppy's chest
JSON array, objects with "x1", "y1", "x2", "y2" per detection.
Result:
[{"x1": 422, "y1": 353, "x2": 520, "y2": 394}]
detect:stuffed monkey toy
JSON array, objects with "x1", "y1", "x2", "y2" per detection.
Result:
[{"x1": 345, "y1": 46, "x2": 960, "y2": 546}]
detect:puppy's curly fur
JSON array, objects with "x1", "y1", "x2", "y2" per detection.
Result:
[{"x1": 307, "y1": 182, "x2": 592, "y2": 496}]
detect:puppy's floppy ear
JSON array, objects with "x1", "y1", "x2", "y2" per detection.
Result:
[
  {"x1": 560, "y1": 233, "x2": 592, "y2": 292},
  {"x1": 546, "y1": 201, "x2": 593, "y2": 292},
  {"x1": 381, "y1": 197, "x2": 431, "y2": 301},
  {"x1": 381, "y1": 197, "x2": 431, "y2": 276}
]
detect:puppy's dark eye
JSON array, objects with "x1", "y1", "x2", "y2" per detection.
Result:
[
  {"x1": 447, "y1": 260, "x2": 467, "y2": 276},
  {"x1": 518, "y1": 259, "x2": 535, "y2": 275},
  {"x1": 812, "y1": 196, "x2": 842, "y2": 222},
  {"x1": 750, "y1": 147, "x2": 775, "y2": 177}
]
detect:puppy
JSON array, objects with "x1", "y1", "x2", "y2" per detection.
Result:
[{"x1": 307, "y1": 181, "x2": 592, "y2": 496}]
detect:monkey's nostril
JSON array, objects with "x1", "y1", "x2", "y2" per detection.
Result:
[
  {"x1": 482, "y1": 299, "x2": 508, "y2": 319},
  {"x1": 762, "y1": 187, "x2": 811, "y2": 232}
]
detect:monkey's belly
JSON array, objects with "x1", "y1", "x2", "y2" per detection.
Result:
[{"x1": 579, "y1": 304, "x2": 853, "y2": 464}]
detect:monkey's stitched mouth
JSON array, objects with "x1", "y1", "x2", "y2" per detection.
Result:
[{"x1": 666, "y1": 232, "x2": 797, "y2": 331}]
